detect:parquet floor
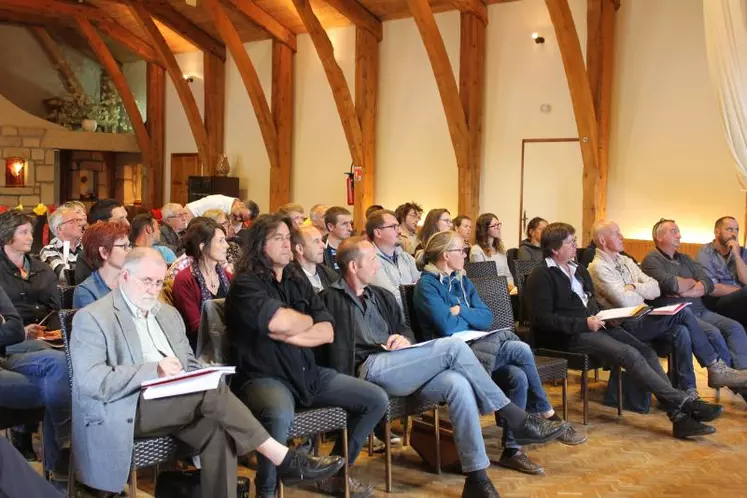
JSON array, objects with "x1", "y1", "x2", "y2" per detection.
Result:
[{"x1": 33, "y1": 364, "x2": 747, "y2": 497}]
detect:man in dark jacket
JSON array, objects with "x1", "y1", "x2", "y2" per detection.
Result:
[
  {"x1": 292, "y1": 225, "x2": 338, "y2": 293},
  {"x1": 320, "y1": 237, "x2": 571, "y2": 497},
  {"x1": 526, "y1": 222, "x2": 723, "y2": 439}
]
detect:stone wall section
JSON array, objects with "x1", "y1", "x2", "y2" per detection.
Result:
[{"x1": 0, "y1": 125, "x2": 56, "y2": 207}]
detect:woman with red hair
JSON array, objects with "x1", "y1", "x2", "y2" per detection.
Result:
[{"x1": 72, "y1": 221, "x2": 131, "y2": 309}]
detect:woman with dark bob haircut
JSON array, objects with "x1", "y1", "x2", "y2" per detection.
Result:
[
  {"x1": 73, "y1": 221, "x2": 131, "y2": 308},
  {"x1": 171, "y1": 217, "x2": 231, "y2": 348}
]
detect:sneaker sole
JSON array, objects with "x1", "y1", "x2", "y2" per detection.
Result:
[{"x1": 673, "y1": 427, "x2": 717, "y2": 439}]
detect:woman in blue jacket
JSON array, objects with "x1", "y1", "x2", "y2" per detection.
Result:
[{"x1": 414, "y1": 230, "x2": 587, "y2": 474}]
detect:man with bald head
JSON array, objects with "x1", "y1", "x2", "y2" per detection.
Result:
[
  {"x1": 589, "y1": 220, "x2": 747, "y2": 393},
  {"x1": 292, "y1": 225, "x2": 339, "y2": 293},
  {"x1": 70, "y1": 247, "x2": 344, "y2": 496}
]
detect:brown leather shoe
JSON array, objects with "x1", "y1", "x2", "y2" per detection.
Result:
[
  {"x1": 497, "y1": 450, "x2": 544, "y2": 475},
  {"x1": 556, "y1": 425, "x2": 588, "y2": 445}
]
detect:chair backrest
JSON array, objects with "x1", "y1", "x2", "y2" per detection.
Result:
[
  {"x1": 59, "y1": 309, "x2": 77, "y2": 390},
  {"x1": 398, "y1": 284, "x2": 430, "y2": 342},
  {"x1": 506, "y1": 247, "x2": 518, "y2": 280},
  {"x1": 197, "y1": 298, "x2": 228, "y2": 365},
  {"x1": 513, "y1": 260, "x2": 540, "y2": 297},
  {"x1": 464, "y1": 261, "x2": 498, "y2": 280},
  {"x1": 471, "y1": 276, "x2": 514, "y2": 331},
  {"x1": 58, "y1": 285, "x2": 76, "y2": 309}
]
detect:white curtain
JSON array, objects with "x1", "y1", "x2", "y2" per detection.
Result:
[{"x1": 703, "y1": 0, "x2": 747, "y2": 182}]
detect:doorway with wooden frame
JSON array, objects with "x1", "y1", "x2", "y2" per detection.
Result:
[
  {"x1": 170, "y1": 153, "x2": 202, "y2": 206},
  {"x1": 518, "y1": 138, "x2": 583, "y2": 241}
]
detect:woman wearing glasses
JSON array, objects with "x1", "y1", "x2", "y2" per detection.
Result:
[
  {"x1": 171, "y1": 217, "x2": 231, "y2": 349},
  {"x1": 470, "y1": 213, "x2": 515, "y2": 289},
  {"x1": 414, "y1": 208, "x2": 453, "y2": 268},
  {"x1": 73, "y1": 221, "x2": 131, "y2": 309}
]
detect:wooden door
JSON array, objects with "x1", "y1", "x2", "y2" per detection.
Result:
[{"x1": 171, "y1": 153, "x2": 201, "y2": 205}]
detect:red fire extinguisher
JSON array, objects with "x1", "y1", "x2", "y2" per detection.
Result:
[{"x1": 346, "y1": 172, "x2": 354, "y2": 206}]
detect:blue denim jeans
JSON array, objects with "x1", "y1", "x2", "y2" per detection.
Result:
[
  {"x1": 695, "y1": 309, "x2": 747, "y2": 369},
  {"x1": 0, "y1": 349, "x2": 71, "y2": 471},
  {"x1": 238, "y1": 367, "x2": 388, "y2": 495},
  {"x1": 488, "y1": 340, "x2": 553, "y2": 449},
  {"x1": 362, "y1": 337, "x2": 510, "y2": 472}
]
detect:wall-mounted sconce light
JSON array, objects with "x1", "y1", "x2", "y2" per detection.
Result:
[
  {"x1": 5, "y1": 157, "x2": 26, "y2": 187},
  {"x1": 531, "y1": 32, "x2": 545, "y2": 44}
]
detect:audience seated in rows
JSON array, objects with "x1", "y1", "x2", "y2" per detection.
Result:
[
  {"x1": 75, "y1": 199, "x2": 129, "y2": 284},
  {"x1": 69, "y1": 247, "x2": 344, "y2": 497},
  {"x1": 225, "y1": 214, "x2": 388, "y2": 498},
  {"x1": 131, "y1": 213, "x2": 177, "y2": 265},
  {"x1": 172, "y1": 218, "x2": 232, "y2": 349},
  {"x1": 307, "y1": 204, "x2": 328, "y2": 236},
  {"x1": 516, "y1": 217, "x2": 546, "y2": 263},
  {"x1": 588, "y1": 220, "x2": 747, "y2": 395},
  {"x1": 414, "y1": 208, "x2": 452, "y2": 266},
  {"x1": 526, "y1": 222, "x2": 723, "y2": 439},
  {"x1": 321, "y1": 237, "x2": 568, "y2": 496},
  {"x1": 72, "y1": 221, "x2": 130, "y2": 309},
  {"x1": 413, "y1": 230, "x2": 582, "y2": 473},
  {"x1": 366, "y1": 209, "x2": 420, "y2": 309},
  {"x1": 697, "y1": 216, "x2": 747, "y2": 327},
  {"x1": 642, "y1": 219, "x2": 747, "y2": 372},
  {"x1": 470, "y1": 214, "x2": 515, "y2": 288},
  {"x1": 278, "y1": 203, "x2": 306, "y2": 228},
  {"x1": 292, "y1": 225, "x2": 339, "y2": 293},
  {"x1": 39, "y1": 207, "x2": 85, "y2": 285},
  {"x1": 159, "y1": 202, "x2": 189, "y2": 256},
  {"x1": 322, "y1": 207, "x2": 354, "y2": 272},
  {"x1": 394, "y1": 202, "x2": 423, "y2": 256}
]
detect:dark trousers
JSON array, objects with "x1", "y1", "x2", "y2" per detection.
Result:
[
  {"x1": 238, "y1": 367, "x2": 389, "y2": 495},
  {"x1": 706, "y1": 287, "x2": 747, "y2": 329},
  {"x1": 567, "y1": 327, "x2": 687, "y2": 416},
  {"x1": 0, "y1": 437, "x2": 61, "y2": 498},
  {"x1": 135, "y1": 382, "x2": 270, "y2": 498}
]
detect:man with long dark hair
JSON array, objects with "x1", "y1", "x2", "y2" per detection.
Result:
[{"x1": 225, "y1": 214, "x2": 388, "y2": 498}]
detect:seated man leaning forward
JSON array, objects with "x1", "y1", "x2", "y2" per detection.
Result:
[
  {"x1": 588, "y1": 220, "x2": 747, "y2": 396},
  {"x1": 321, "y1": 237, "x2": 571, "y2": 496},
  {"x1": 225, "y1": 214, "x2": 389, "y2": 498},
  {"x1": 527, "y1": 222, "x2": 723, "y2": 439},
  {"x1": 413, "y1": 230, "x2": 581, "y2": 476},
  {"x1": 70, "y1": 247, "x2": 343, "y2": 497}
]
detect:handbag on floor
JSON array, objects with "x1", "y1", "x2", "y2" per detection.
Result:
[
  {"x1": 154, "y1": 470, "x2": 250, "y2": 498},
  {"x1": 409, "y1": 414, "x2": 462, "y2": 473}
]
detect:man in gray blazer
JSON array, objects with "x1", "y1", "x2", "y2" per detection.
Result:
[{"x1": 70, "y1": 247, "x2": 344, "y2": 497}]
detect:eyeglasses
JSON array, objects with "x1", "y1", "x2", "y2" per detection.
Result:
[
  {"x1": 60, "y1": 217, "x2": 86, "y2": 226},
  {"x1": 113, "y1": 243, "x2": 132, "y2": 251},
  {"x1": 446, "y1": 247, "x2": 466, "y2": 254},
  {"x1": 131, "y1": 274, "x2": 165, "y2": 290},
  {"x1": 563, "y1": 237, "x2": 578, "y2": 246},
  {"x1": 379, "y1": 223, "x2": 400, "y2": 231},
  {"x1": 439, "y1": 218, "x2": 453, "y2": 225}
]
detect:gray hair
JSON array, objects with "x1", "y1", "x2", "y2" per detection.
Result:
[
  {"x1": 48, "y1": 207, "x2": 73, "y2": 236},
  {"x1": 122, "y1": 247, "x2": 166, "y2": 272},
  {"x1": 161, "y1": 203, "x2": 183, "y2": 219},
  {"x1": 591, "y1": 219, "x2": 614, "y2": 245}
]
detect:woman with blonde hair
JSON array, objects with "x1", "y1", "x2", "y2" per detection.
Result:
[{"x1": 470, "y1": 213, "x2": 514, "y2": 288}]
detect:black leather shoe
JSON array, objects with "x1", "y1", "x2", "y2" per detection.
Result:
[
  {"x1": 277, "y1": 450, "x2": 345, "y2": 486},
  {"x1": 512, "y1": 414, "x2": 569, "y2": 446},
  {"x1": 462, "y1": 478, "x2": 501, "y2": 498},
  {"x1": 673, "y1": 417, "x2": 716, "y2": 439},
  {"x1": 497, "y1": 450, "x2": 543, "y2": 475},
  {"x1": 685, "y1": 399, "x2": 724, "y2": 422}
]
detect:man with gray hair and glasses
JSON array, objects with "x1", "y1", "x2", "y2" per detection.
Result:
[
  {"x1": 159, "y1": 203, "x2": 188, "y2": 255},
  {"x1": 39, "y1": 206, "x2": 85, "y2": 284},
  {"x1": 70, "y1": 247, "x2": 345, "y2": 497}
]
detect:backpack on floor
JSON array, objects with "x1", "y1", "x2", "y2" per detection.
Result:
[{"x1": 154, "y1": 470, "x2": 250, "y2": 498}]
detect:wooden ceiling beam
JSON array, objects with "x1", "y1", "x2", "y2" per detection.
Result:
[
  {"x1": 290, "y1": 0, "x2": 364, "y2": 168},
  {"x1": 546, "y1": 0, "x2": 600, "y2": 243},
  {"x1": 451, "y1": 0, "x2": 487, "y2": 26},
  {"x1": 222, "y1": 0, "x2": 296, "y2": 52},
  {"x1": 323, "y1": 0, "x2": 382, "y2": 41},
  {"x1": 75, "y1": 17, "x2": 151, "y2": 165},
  {"x1": 29, "y1": 26, "x2": 86, "y2": 97},
  {"x1": 137, "y1": 0, "x2": 226, "y2": 60},
  {"x1": 128, "y1": 1, "x2": 211, "y2": 171},
  {"x1": 0, "y1": 0, "x2": 160, "y2": 65},
  {"x1": 406, "y1": 0, "x2": 470, "y2": 171},
  {"x1": 0, "y1": 9, "x2": 63, "y2": 26}
]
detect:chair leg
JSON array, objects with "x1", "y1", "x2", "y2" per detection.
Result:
[
  {"x1": 368, "y1": 433, "x2": 374, "y2": 457},
  {"x1": 594, "y1": 368, "x2": 599, "y2": 382},
  {"x1": 716, "y1": 387, "x2": 721, "y2": 401},
  {"x1": 562, "y1": 378, "x2": 568, "y2": 421},
  {"x1": 403, "y1": 416, "x2": 410, "y2": 447},
  {"x1": 153, "y1": 464, "x2": 160, "y2": 490},
  {"x1": 314, "y1": 434, "x2": 321, "y2": 457},
  {"x1": 433, "y1": 409, "x2": 441, "y2": 475},
  {"x1": 385, "y1": 419, "x2": 392, "y2": 493},
  {"x1": 343, "y1": 427, "x2": 349, "y2": 498},
  {"x1": 129, "y1": 469, "x2": 137, "y2": 498},
  {"x1": 582, "y1": 369, "x2": 588, "y2": 425},
  {"x1": 277, "y1": 481, "x2": 283, "y2": 498},
  {"x1": 616, "y1": 367, "x2": 623, "y2": 417},
  {"x1": 67, "y1": 450, "x2": 76, "y2": 497}
]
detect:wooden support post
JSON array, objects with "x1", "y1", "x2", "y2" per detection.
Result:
[
  {"x1": 587, "y1": 0, "x2": 616, "y2": 223},
  {"x1": 29, "y1": 26, "x2": 85, "y2": 97},
  {"x1": 271, "y1": 41, "x2": 294, "y2": 211},
  {"x1": 204, "y1": 53, "x2": 225, "y2": 176},
  {"x1": 147, "y1": 63, "x2": 166, "y2": 209},
  {"x1": 75, "y1": 17, "x2": 151, "y2": 165},
  {"x1": 129, "y1": 1, "x2": 211, "y2": 172},
  {"x1": 546, "y1": 0, "x2": 600, "y2": 244},
  {"x1": 459, "y1": 12, "x2": 486, "y2": 220},
  {"x1": 354, "y1": 28, "x2": 379, "y2": 232}
]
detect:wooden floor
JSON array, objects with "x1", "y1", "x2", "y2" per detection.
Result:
[{"x1": 34, "y1": 363, "x2": 747, "y2": 497}]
